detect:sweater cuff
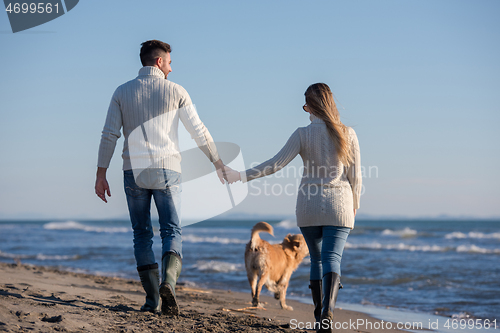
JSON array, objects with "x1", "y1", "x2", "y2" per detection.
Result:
[
  {"x1": 240, "y1": 171, "x2": 248, "y2": 183},
  {"x1": 97, "y1": 158, "x2": 111, "y2": 169}
]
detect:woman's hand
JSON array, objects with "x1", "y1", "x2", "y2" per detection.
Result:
[
  {"x1": 224, "y1": 166, "x2": 241, "y2": 184},
  {"x1": 353, "y1": 209, "x2": 357, "y2": 217}
]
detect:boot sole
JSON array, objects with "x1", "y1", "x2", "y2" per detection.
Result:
[{"x1": 160, "y1": 283, "x2": 179, "y2": 316}]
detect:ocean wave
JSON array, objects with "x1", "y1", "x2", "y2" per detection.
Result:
[
  {"x1": 192, "y1": 260, "x2": 244, "y2": 273},
  {"x1": 381, "y1": 228, "x2": 417, "y2": 238},
  {"x1": 0, "y1": 250, "x2": 80, "y2": 260},
  {"x1": 182, "y1": 234, "x2": 247, "y2": 244},
  {"x1": 275, "y1": 219, "x2": 298, "y2": 229},
  {"x1": 451, "y1": 312, "x2": 474, "y2": 319},
  {"x1": 43, "y1": 221, "x2": 130, "y2": 233},
  {"x1": 0, "y1": 250, "x2": 31, "y2": 259},
  {"x1": 345, "y1": 242, "x2": 500, "y2": 254},
  {"x1": 445, "y1": 231, "x2": 500, "y2": 240},
  {"x1": 35, "y1": 253, "x2": 81, "y2": 260},
  {"x1": 63, "y1": 267, "x2": 129, "y2": 279},
  {"x1": 345, "y1": 242, "x2": 445, "y2": 252},
  {"x1": 456, "y1": 245, "x2": 500, "y2": 254}
]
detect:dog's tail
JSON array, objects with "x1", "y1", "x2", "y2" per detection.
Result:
[{"x1": 250, "y1": 222, "x2": 274, "y2": 251}]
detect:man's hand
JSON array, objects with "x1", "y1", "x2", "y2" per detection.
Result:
[
  {"x1": 213, "y1": 159, "x2": 241, "y2": 184},
  {"x1": 95, "y1": 167, "x2": 111, "y2": 203},
  {"x1": 224, "y1": 166, "x2": 241, "y2": 184}
]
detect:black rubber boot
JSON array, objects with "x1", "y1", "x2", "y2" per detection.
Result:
[
  {"x1": 309, "y1": 280, "x2": 322, "y2": 332},
  {"x1": 318, "y1": 272, "x2": 341, "y2": 333},
  {"x1": 160, "y1": 252, "x2": 182, "y2": 316},
  {"x1": 137, "y1": 263, "x2": 160, "y2": 313}
]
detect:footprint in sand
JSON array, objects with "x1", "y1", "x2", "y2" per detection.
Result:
[
  {"x1": 3, "y1": 284, "x2": 20, "y2": 290},
  {"x1": 1, "y1": 285, "x2": 24, "y2": 299},
  {"x1": 40, "y1": 314, "x2": 63, "y2": 323}
]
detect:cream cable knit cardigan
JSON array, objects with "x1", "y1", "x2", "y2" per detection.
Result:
[
  {"x1": 241, "y1": 115, "x2": 361, "y2": 228},
  {"x1": 97, "y1": 66, "x2": 219, "y2": 172}
]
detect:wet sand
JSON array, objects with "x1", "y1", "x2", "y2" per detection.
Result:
[{"x1": 0, "y1": 262, "x2": 409, "y2": 332}]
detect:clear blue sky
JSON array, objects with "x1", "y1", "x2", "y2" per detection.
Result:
[{"x1": 1, "y1": 0, "x2": 499, "y2": 220}]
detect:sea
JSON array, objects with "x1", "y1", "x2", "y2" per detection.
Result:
[{"x1": 1, "y1": 219, "x2": 499, "y2": 332}]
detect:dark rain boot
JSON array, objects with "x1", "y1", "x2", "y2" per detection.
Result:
[
  {"x1": 137, "y1": 263, "x2": 160, "y2": 313},
  {"x1": 318, "y1": 272, "x2": 341, "y2": 333},
  {"x1": 160, "y1": 252, "x2": 182, "y2": 316},
  {"x1": 309, "y1": 280, "x2": 322, "y2": 332}
]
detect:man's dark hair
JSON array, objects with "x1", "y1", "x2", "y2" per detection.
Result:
[{"x1": 140, "y1": 40, "x2": 171, "y2": 66}]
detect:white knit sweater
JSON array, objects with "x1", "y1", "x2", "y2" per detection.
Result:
[
  {"x1": 97, "y1": 66, "x2": 219, "y2": 172},
  {"x1": 241, "y1": 115, "x2": 361, "y2": 228}
]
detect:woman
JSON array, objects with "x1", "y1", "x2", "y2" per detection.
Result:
[{"x1": 226, "y1": 83, "x2": 361, "y2": 332}]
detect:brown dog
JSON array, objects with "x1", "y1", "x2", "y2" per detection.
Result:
[{"x1": 244, "y1": 221, "x2": 309, "y2": 310}]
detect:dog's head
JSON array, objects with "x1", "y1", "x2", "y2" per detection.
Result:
[{"x1": 282, "y1": 234, "x2": 309, "y2": 260}]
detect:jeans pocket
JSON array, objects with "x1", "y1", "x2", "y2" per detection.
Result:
[
  {"x1": 159, "y1": 184, "x2": 181, "y2": 196},
  {"x1": 125, "y1": 185, "x2": 145, "y2": 198},
  {"x1": 159, "y1": 170, "x2": 182, "y2": 195}
]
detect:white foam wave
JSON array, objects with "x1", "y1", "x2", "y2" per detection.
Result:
[
  {"x1": 381, "y1": 228, "x2": 417, "y2": 238},
  {"x1": 456, "y1": 245, "x2": 500, "y2": 254},
  {"x1": 346, "y1": 242, "x2": 500, "y2": 254},
  {"x1": 193, "y1": 260, "x2": 244, "y2": 273},
  {"x1": 445, "y1": 232, "x2": 467, "y2": 239},
  {"x1": 275, "y1": 219, "x2": 297, "y2": 229},
  {"x1": 183, "y1": 234, "x2": 247, "y2": 244},
  {"x1": 346, "y1": 242, "x2": 444, "y2": 252},
  {"x1": 0, "y1": 250, "x2": 31, "y2": 259},
  {"x1": 35, "y1": 253, "x2": 80, "y2": 260},
  {"x1": 43, "y1": 221, "x2": 130, "y2": 233},
  {"x1": 451, "y1": 312, "x2": 473, "y2": 319},
  {"x1": 63, "y1": 268, "x2": 128, "y2": 279},
  {"x1": 0, "y1": 250, "x2": 79, "y2": 260},
  {"x1": 445, "y1": 231, "x2": 500, "y2": 240}
]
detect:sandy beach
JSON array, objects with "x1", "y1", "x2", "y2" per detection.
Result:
[{"x1": 0, "y1": 262, "x2": 413, "y2": 333}]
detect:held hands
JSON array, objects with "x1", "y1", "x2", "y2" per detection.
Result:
[
  {"x1": 223, "y1": 165, "x2": 241, "y2": 184},
  {"x1": 214, "y1": 159, "x2": 241, "y2": 184}
]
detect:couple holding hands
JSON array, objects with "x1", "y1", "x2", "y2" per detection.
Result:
[{"x1": 95, "y1": 39, "x2": 361, "y2": 332}]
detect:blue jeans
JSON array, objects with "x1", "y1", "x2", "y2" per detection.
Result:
[
  {"x1": 124, "y1": 169, "x2": 182, "y2": 268},
  {"x1": 299, "y1": 226, "x2": 350, "y2": 280}
]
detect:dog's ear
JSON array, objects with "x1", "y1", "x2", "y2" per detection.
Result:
[
  {"x1": 282, "y1": 234, "x2": 293, "y2": 253},
  {"x1": 287, "y1": 235, "x2": 303, "y2": 248},
  {"x1": 283, "y1": 234, "x2": 292, "y2": 245},
  {"x1": 283, "y1": 234, "x2": 308, "y2": 259},
  {"x1": 283, "y1": 234, "x2": 303, "y2": 249}
]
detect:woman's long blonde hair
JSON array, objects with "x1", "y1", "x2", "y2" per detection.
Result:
[{"x1": 305, "y1": 83, "x2": 353, "y2": 166}]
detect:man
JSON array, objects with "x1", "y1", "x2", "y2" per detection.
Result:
[{"x1": 95, "y1": 40, "x2": 227, "y2": 316}]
